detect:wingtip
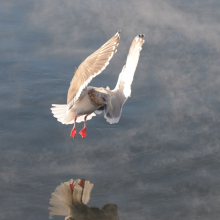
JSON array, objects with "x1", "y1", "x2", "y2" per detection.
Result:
[
  {"x1": 135, "y1": 34, "x2": 145, "y2": 43},
  {"x1": 115, "y1": 30, "x2": 121, "y2": 36}
]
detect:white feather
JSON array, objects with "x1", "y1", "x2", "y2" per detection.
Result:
[
  {"x1": 67, "y1": 31, "x2": 120, "y2": 111},
  {"x1": 51, "y1": 104, "x2": 96, "y2": 125},
  {"x1": 48, "y1": 179, "x2": 73, "y2": 219},
  {"x1": 104, "y1": 35, "x2": 144, "y2": 124},
  {"x1": 66, "y1": 113, "x2": 96, "y2": 124}
]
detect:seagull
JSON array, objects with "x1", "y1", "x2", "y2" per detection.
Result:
[
  {"x1": 49, "y1": 178, "x2": 118, "y2": 220},
  {"x1": 51, "y1": 31, "x2": 145, "y2": 138}
]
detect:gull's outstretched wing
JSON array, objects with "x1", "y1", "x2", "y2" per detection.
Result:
[
  {"x1": 103, "y1": 34, "x2": 145, "y2": 124},
  {"x1": 67, "y1": 31, "x2": 121, "y2": 110}
]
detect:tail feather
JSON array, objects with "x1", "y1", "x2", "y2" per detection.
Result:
[
  {"x1": 51, "y1": 104, "x2": 96, "y2": 124},
  {"x1": 49, "y1": 179, "x2": 73, "y2": 219},
  {"x1": 51, "y1": 104, "x2": 68, "y2": 124},
  {"x1": 52, "y1": 109, "x2": 66, "y2": 113},
  {"x1": 66, "y1": 113, "x2": 96, "y2": 124}
]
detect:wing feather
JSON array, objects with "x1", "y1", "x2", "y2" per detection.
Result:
[
  {"x1": 104, "y1": 34, "x2": 145, "y2": 124},
  {"x1": 67, "y1": 31, "x2": 121, "y2": 110}
]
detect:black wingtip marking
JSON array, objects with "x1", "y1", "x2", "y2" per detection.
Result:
[{"x1": 139, "y1": 34, "x2": 145, "y2": 38}]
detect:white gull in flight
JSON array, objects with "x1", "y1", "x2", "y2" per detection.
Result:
[{"x1": 51, "y1": 31, "x2": 145, "y2": 138}]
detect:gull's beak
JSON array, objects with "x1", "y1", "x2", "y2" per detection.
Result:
[{"x1": 110, "y1": 104, "x2": 113, "y2": 110}]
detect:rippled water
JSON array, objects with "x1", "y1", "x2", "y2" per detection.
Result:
[{"x1": 1, "y1": 1, "x2": 220, "y2": 220}]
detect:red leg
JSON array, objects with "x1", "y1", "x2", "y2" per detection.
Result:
[
  {"x1": 70, "y1": 117, "x2": 77, "y2": 138},
  {"x1": 79, "y1": 115, "x2": 88, "y2": 139}
]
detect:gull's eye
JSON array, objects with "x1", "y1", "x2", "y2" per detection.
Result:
[{"x1": 102, "y1": 97, "x2": 106, "y2": 102}]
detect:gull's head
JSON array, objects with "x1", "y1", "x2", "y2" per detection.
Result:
[{"x1": 101, "y1": 94, "x2": 113, "y2": 110}]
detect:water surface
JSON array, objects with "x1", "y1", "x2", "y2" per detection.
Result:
[{"x1": 1, "y1": 1, "x2": 220, "y2": 219}]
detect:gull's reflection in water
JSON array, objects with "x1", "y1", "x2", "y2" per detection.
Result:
[{"x1": 49, "y1": 179, "x2": 119, "y2": 220}]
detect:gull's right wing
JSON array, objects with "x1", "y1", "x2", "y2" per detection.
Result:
[{"x1": 67, "y1": 31, "x2": 121, "y2": 111}]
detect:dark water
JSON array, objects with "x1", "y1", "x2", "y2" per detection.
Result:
[{"x1": 1, "y1": 0, "x2": 220, "y2": 219}]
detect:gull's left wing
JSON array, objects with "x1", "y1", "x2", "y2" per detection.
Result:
[{"x1": 95, "y1": 34, "x2": 145, "y2": 124}]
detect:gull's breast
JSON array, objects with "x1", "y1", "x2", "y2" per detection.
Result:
[{"x1": 73, "y1": 93, "x2": 100, "y2": 116}]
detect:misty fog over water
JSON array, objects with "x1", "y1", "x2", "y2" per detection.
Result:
[{"x1": 1, "y1": 0, "x2": 220, "y2": 219}]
